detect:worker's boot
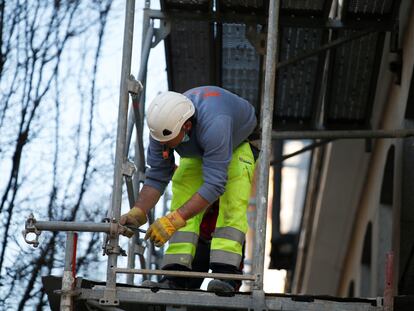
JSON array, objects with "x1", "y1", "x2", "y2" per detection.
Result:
[
  {"x1": 141, "y1": 276, "x2": 185, "y2": 289},
  {"x1": 207, "y1": 279, "x2": 237, "y2": 293},
  {"x1": 141, "y1": 264, "x2": 188, "y2": 289},
  {"x1": 207, "y1": 263, "x2": 242, "y2": 293}
]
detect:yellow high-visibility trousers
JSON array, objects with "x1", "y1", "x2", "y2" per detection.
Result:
[{"x1": 162, "y1": 142, "x2": 255, "y2": 269}]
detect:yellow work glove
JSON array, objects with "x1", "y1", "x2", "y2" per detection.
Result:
[
  {"x1": 145, "y1": 211, "x2": 186, "y2": 247},
  {"x1": 120, "y1": 207, "x2": 148, "y2": 228}
]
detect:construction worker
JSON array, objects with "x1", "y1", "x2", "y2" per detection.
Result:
[{"x1": 120, "y1": 86, "x2": 257, "y2": 292}]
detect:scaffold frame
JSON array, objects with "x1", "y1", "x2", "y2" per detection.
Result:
[{"x1": 21, "y1": 0, "x2": 413, "y2": 310}]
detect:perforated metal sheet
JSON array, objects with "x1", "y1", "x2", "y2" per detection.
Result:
[
  {"x1": 221, "y1": 24, "x2": 261, "y2": 109},
  {"x1": 160, "y1": 0, "x2": 393, "y2": 130},
  {"x1": 219, "y1": 0, "x2": 334, "y2": 16},
  {"x1": 164, "y1": 0, "x2": 211, "y2": 10},
  {"x1": 166, "y1": 20, "x2": 214, "y2": 93},
  {"x1": 167, "y1": 0, "x2": 209, "y2": 4},
  {"x1": 281, "y1": 0, "x2": 326, "y2": 11},
  {"x1": 274, "y1": 27, "x2": 325, "y2": 127},
  {"x1": 219, "y1": 0, "x2": 267, "y2": 15},
  {"x1": 346, "y1": 0, "x2": 394, "y2": 15},
  {"x1": 220, "y1": 0, "x2": 265, "y2": 9},
  {"x1": 325, "y1": 30, "x2": 384, "y2": 126}
]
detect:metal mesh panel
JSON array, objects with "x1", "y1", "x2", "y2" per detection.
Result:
[
  {"x1": 221, "y1": 0, "x2": 265, "y2": 9},
  {"x1": 347, "y1": 0, "x2": 394, "y2": 15},
  {"x1": 281, "y1": 0, "x2": 326, "y2": 11},
  {"x1": 274, "y1": 27, "x2": 324, "y2": 125},
  {"x1": 165, "y1": 0, "x2": 210, "y2": 6},
  {"x1": 166, "y1": 0, "x2": 209, "y2": 4},
  {"x1": 326, "y1": 31, "x2": 381, "y2": 124},
  {"x1": 168, "y1": 20, "x2": 213, "y2": 92},
  {"x1": 219, "y1": 0, "x2": 267, "y2": 14},
  {"x1": 163, "y1": 0, "x2": 211, "y2": 11},
  {"x1": 221, "y1": 24, "x2": 261, "y2": 109}
]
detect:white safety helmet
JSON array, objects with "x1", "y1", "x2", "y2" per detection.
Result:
[{"x1": 147, "y1": 91, "x2": 195, "y2": 142}]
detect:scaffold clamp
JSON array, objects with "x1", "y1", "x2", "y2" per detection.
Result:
[
  {"x1": 122, "y1": 160, "x2": 137, "y2": 178},
  {"x1": 22, "y1": 213, "x2": 41, "y2": 247},
  {"x1": 127, "y1": 75, "x2": 143, "y2": 95}
]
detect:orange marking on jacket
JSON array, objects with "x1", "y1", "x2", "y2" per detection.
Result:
[{"x1": 203, "y1": 91, "x2": 220, "y2": 98}]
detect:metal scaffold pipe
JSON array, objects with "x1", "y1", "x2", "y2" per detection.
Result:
[
  {"x1": 103, "y1": 0, "x2": 136, "y2": 305},
  {"x1": 114, "y1": 268, "x2": 256, "y2": 281},
  {"x1": 60, "y1": 232, "x2": 76, "y2": 311},
  {"x1": 30, "y1": 221, "x2": 112, "y2": 232},
  {"x1": 271, "y1": 129, "x2": 414, "y2": 140},
  {"x1": 125, "y1": 23, "x2": 154, "y2": 160},
  {"x1": 252, "y1": 0, "x2": 280, "y2": 291}
]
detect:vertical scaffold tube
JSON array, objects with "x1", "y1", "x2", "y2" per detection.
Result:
[
  {"x1": 252, "y1": 0, "x2": 280, "y2": 291},
  {"x1": 126, "y1": 1, "x2": 153, "y2": 286},
  {"x1": 105, "y1": 0, "x2": 135, "y2": 301},
  {"x1": 61, "y1": 232, "x2": 75, "y2": 311}
]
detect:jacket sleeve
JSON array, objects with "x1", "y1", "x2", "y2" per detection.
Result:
[
  {"x1": 197, "y1": 115, "x2": 233, "y2": 203},
  {"x1": 144, "y1": 136, "x2": 175, "y2": 193}
]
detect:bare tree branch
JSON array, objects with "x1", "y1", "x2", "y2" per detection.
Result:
[{"x1": 0, "y1": 1, "x2": 116, "y2": 309}]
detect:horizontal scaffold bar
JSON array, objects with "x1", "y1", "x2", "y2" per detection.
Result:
[
  {"x1": 272, "y1": 129, "x2": 414, "y2": 140},
  {"x1": 114, "y1": 268, "x2": 256, "y2": 281},
  {"x1": 31, "y1": 220, "x2": 112, "y2": 233}
]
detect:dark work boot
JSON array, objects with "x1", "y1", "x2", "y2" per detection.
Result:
[
  {"x1": 208, "y1": 263, "x2": 242, "y2": 293},
  {"x1": 141, "y1": 264, "x2": 189, "y2": 289},
  {"x1": 207, "y1": 279, "x2": 236, "y2": 293},
  {"x1": 141, "y1": 276, "x2": 184, "y2": 289}
]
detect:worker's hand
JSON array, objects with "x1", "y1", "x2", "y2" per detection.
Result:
[
  {"x1": 118, "y1": 225, "x2": 135, "y2": 238},
  {"x1": 145, "y1": 211, "x2": 186, "y2": 247},
  {"x1": 120, "y1": 207, "x2": 148, "y2": 228}
]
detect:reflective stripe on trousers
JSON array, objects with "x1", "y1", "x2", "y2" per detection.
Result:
[{"x1": 162, "y1": 142, "x2": 255, "y2": 269}]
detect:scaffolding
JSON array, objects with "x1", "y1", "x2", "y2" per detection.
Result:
[{"x1": 22, "y1": 0, "x2": 413, "y2": 310}]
